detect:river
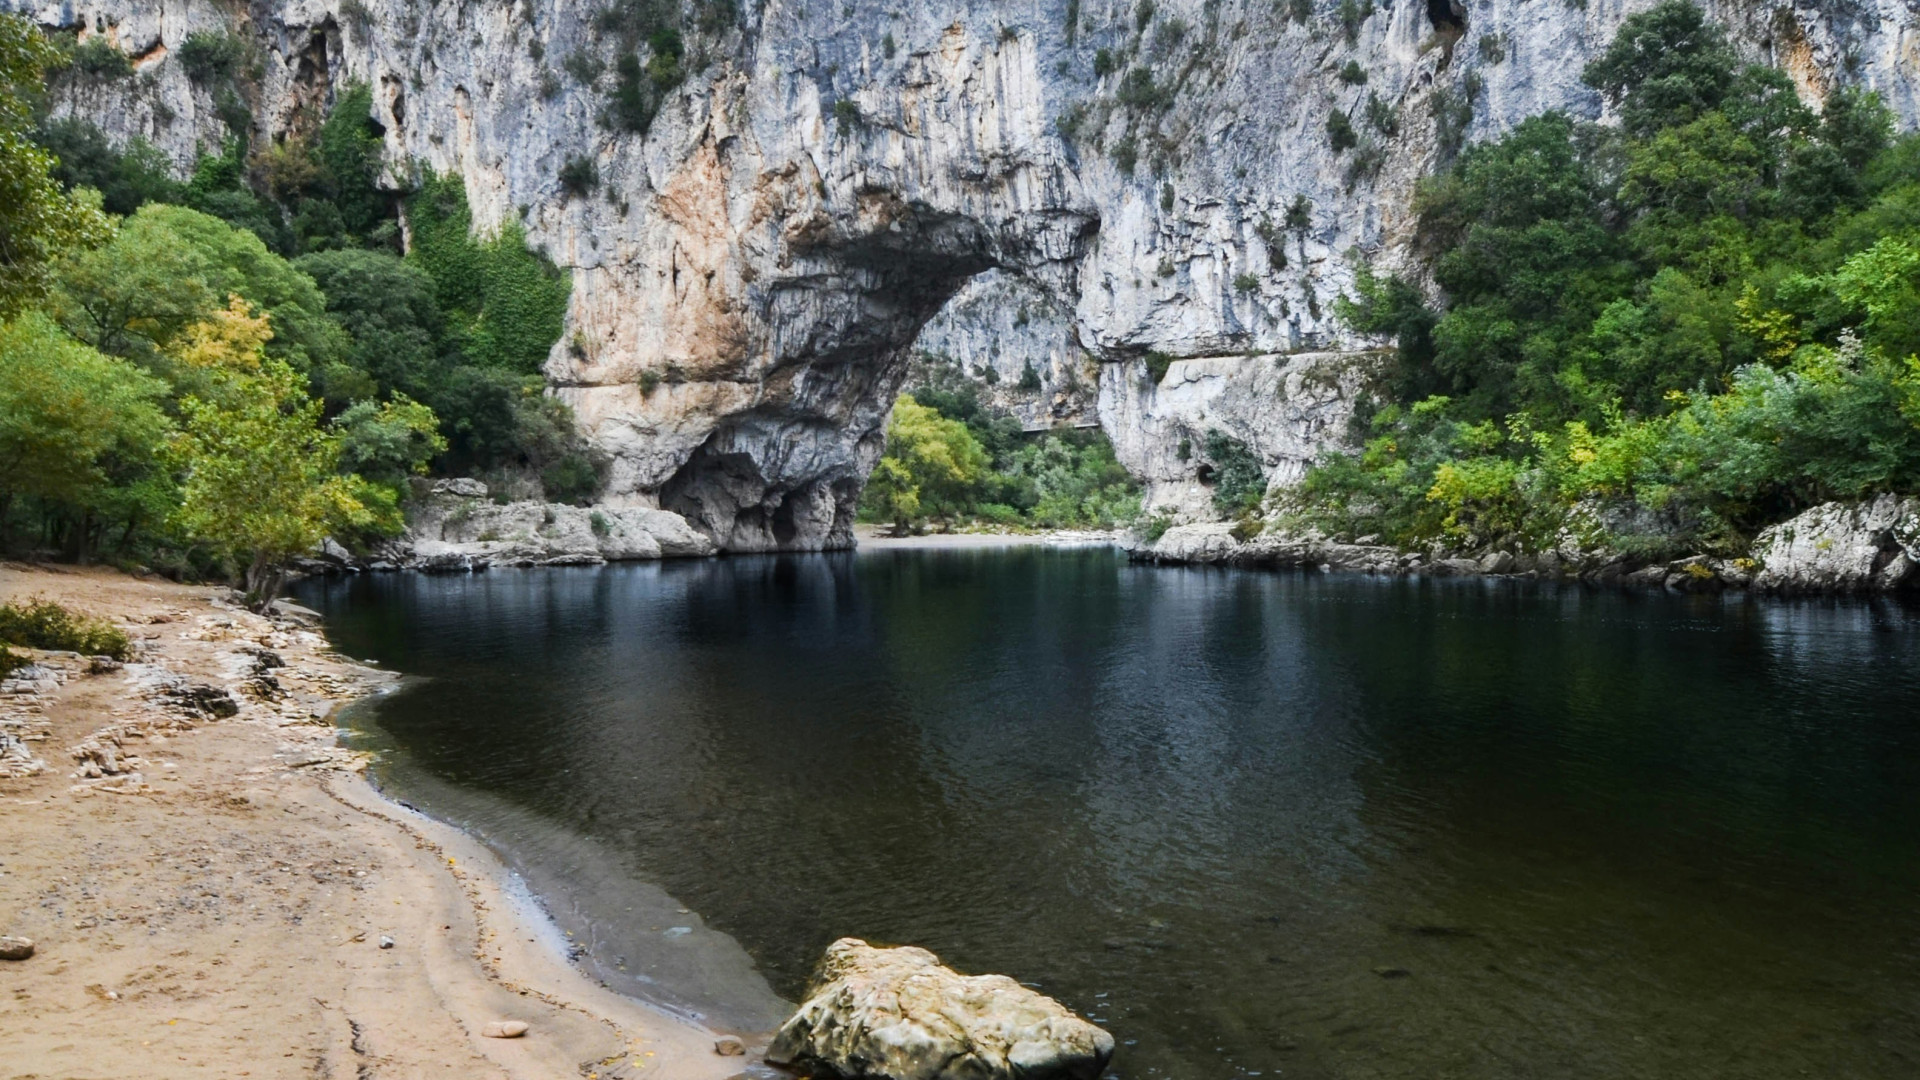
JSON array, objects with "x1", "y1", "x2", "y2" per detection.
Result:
[{"x1": 298, "y1": 547, "x2": 1920, "y2": 1079}]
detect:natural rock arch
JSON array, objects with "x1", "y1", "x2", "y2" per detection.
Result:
[{"x1": 550, "y1": 28, "x2": 1098, "y2": 551}]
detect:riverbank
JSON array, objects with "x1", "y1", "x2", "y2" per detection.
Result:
[
  {"x1": 1129, "y1": 494, "x2": 1920, "y2": 594},
  {"x1": 851, "y1": 524, "x2": 1123, "y2": 549},
  {"x1": 0, "y1": 564, "x2": 744, "y2": 1080}
]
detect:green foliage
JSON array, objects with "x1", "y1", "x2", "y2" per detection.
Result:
[
  {"x1": 860, "y1": 395, "x2": 991, "y2": 531},
  {"x1": 177, "y1": 30, "x2": 254, "y2": 86},
  {"x1": 66, "y1": 37, "x2": 133, "y2": 80},
  {"x1": 0, "y1": 599, "x2": 131, "y2": 659},
  {"x1": 0, "y1": 15, "x2": 111, "y2": 319},
  {"x1": 1478, "y1": 33, "x2": 1506, "y2": 64},
  {"x1": 306, "y1": 83, "x2": 396, "y2": 248},
  {"x1": 176, "y1": 30, "x2": 258, "y2": 142},
  {"x1": 1327, "y1": 109, "x2": 1357, "y2": 152},
  {"x1": 1300, "y1": 1, "x2": 1920, "y2": 557},
  {"x1": 1338, "y1": 60, "x2": 1367, "y2": 86},
  {"x1": 1431, "y1": 86, "x2": 1473, "y2": 157},
  {"x1": 37, "y1": 119, "x2": 184, "y2": 215},
  {"x1": 863, "y1": 377, "x2": 1141, "y2": 530},
  {"x1": 559, "y1": 155, "x2": 600, "y2": 196},
  {"x1": 1116, "y1": 68, "x2": 1171, "y2": 111},
  {"x1": 0, "y1": 19, "x2": 586, "y2": 579},
  {"x1": 166, "y1": 299, "x2": 377, "y2": 607},
  {"x1": 1581, "y1": 0, "x2": 1738, "y2": 137},
  {"x1": 293, "y1": 248, "x2": 444, "y2": 409},
  {"x1": 833, "y1": 97, "x2": 859, "y2": 136},
  {"x1": 1093, "y1": 48, "x2": 1115, "y2": 77},
  {"x1": 54, "y1": 202, "x2": 345, "y2": 377},
  {"x1": 1336, "y1": 0, "x2": 1371, "y2": 46},
  {"x1": 1110, "y1": 135, "x2": 1139, "y2": 175},
  {"x1": 1364, "y1": 91, "x2": 1398, "y2": 136},
  {"x1": 1203, "y1": 429, "x2": 1264, "y2": 515},
  {"x1": 333, "y1": 394, "x2": 445, "y2": 488},
  {"x1": 590, "y1": 0, "x2": 726, "y2": 136},
  {"x1": 0, "y1": 311, "x2": 170, "y2": 550},
  {"x1": 405, "y1": 172, "x2": 569, "y2": 377},
  {"x1": 1233, "y1": 272, "x2": 1260, "y2": 294},
  {"x1": 1145, "y1": 349, "x2": 1175, "y2": 384},
  {"x1": 541, "y1": 452, "x2": 600, "y2": 505},
  {"x1": 1018, "y1": 360, "x2": 1043, "y2": 391}
]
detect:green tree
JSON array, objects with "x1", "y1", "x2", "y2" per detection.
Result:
[
  {"x1": 53, "y1": 203, "x2": 346, "y2": 376},
  {"x1": 333, "y1": 395, "x2": 446, "y2": 489},
  {"x1": 0, "y1": 14, "x2": 110, "y2": 317},
  {"x1": 294, "y1": 248, "x2": 447, "y2": 408},
  {"x1": 1581, "y1": 0, "x2": 1739, "y2": 136},
  {"x1": 861, "y1": 395, "x2": 990, "y2": 532},
  {"x1": 167, "y1": 299, "x2": 376, "y2": 609},
  {"x1": 0, "y1": 312, "x2": 169, "y2": 550},
  {"x1": 36, "y1": 118, "x2": 185, "y2": 215}
]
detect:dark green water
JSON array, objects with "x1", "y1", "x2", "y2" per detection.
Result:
[{"x1": 298, "y1": 548, "x2": 1920, "y2": 1079}]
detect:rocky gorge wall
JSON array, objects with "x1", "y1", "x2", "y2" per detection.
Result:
[{"x1": 15, "y1": 0, "x2": 1920, "y2": 546}]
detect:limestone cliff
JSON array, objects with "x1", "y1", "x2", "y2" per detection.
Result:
[{"x1": 15, "y1": 0, "x2": 1918, "y2": 545}]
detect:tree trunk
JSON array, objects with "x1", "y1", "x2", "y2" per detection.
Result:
[
  {"x1": 245, "y1": 551, "x2": 285, "y2": 614},
  {"x1": 115, "y1": 510, "x2": 140, "y2": 556}
]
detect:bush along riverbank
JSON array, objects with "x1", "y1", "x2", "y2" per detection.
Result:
[{"x1": 1130, "y1": 493, "x2": 1920, "y2": 594}]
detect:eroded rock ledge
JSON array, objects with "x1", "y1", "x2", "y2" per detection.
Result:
[{"x1": 305, "y1": 479, "x2": 715, "y2": 574}]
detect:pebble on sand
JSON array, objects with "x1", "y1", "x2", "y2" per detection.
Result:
[
  {"x1": 0, "y1": 936, "x2": 34, "y2": 961},
  {"x1": 714, "y1": 1036, "x2": 747, "y2": 1056},
  {"x1": 378, "y1": 935, "x2": 395, "y2": 949},
  {"x1": 481, "y1": 1021, "x2": 529, "y2": 1039}
]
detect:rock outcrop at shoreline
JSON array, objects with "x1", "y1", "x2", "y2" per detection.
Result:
[
  {"x1": 1750, "y1": 495, "x2": 1920, "y2": 592},
  {"x1": 304, "y1": 480, "x2": 717, "y2": 574},
  {"x1": 1132, "y1": 496, "x2": 1920, "y2": 595},
  {"x1": 767, "y1": 938, "x2": 1114, "y2": 1080}
]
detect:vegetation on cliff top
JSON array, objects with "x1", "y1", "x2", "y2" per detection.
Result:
[{"x1": 1297, "y1": 1, "x2": 1920, "y2": 558}]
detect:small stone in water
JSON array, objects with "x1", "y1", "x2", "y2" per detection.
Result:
[
  {"x1": 1372, "y1": 966, "x2": 1411, "y2": 979},
  {"x1": 714, "y1": 1036, "x2": 746, "y2": 1056},
  {"x1": 481, "y1": 1020, "x2": 528, "y2": 1039},
  {"x1": 0, "y1": 936, "x2": 34, "y2": 961}
]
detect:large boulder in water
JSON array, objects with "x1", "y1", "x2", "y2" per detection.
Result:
[
  {"x1": 1751, "y1": 494, "x2": 1920, "y2": 591},
  {"x1": 765, "y1": 938, "x2": 1114, "y2": 1080}
]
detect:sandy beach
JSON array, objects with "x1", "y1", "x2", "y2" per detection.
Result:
[{"x1": 0, "y1": 564, "x2": 745, "y2": 1080}]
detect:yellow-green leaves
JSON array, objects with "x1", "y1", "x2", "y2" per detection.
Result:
[{"x1": 166, "y1": 299, "x2": 371, "y2": 605}]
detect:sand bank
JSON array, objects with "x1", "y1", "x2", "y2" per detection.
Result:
[{"x1": 0, "y1": 564, "x2": 747, "y2": 1080}]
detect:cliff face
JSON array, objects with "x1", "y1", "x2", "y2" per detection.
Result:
[{"x1": 17, "y1": 0, "x2": 1919, "y2": 544}]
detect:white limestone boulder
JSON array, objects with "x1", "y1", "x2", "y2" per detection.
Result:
[{"x1": 766, "y1": 938, "x2": 1113, "y2": 1080}]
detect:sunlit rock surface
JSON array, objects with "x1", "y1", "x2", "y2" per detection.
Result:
[
  {"x1": 767, "y1": 938, "x2": 1114, "y2": 1080},
  {"x1": 1752, "y1": 494, "x2": 1920, "y2": 591}
]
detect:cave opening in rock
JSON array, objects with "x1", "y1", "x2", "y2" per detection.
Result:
[
  {"x1": 1427, "y1": 0, "x2": 1466, "y2": 34},
  {"x1": 656, "y1": 244, "x2": 1015, "y2": 553}
]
